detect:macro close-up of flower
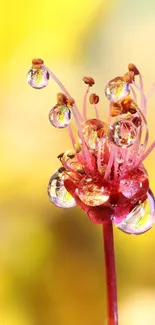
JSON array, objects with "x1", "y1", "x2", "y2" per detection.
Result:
[
  {"x1": 1, "y1": 1, "x2": 155, "y2": 325},
  {"x1": 27, "y1": 58, "x2": 155, "y2": 324}
]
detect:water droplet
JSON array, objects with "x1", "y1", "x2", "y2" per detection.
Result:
[
  {"x1": 27, "y1": 67, "x2": 49, "y2": 89},
  {"x1": 49, "y1": 105, "x2": 71, "y2": 128},
  {"x1": 81, "y1": 119, "x2": 107, "y2": 150},
  {"x1": 127, "y1": 158, "x2": 133, "y2": 166},
  {"x1": 47, "y1": 171, "x2": 76, "y2": 208},
  {"x1": 116, "y1": 153, "x2": 124, "y2": 164},
  {"x1": 109, "y1": 120, "x2": 137, "y2": 147},
  {"x1": 77, "y1": 176, "x2": 110, "y2": 206},
  {"x1": 105, "y1": 77, "x2": 130, "y2": 103},
  {"x1": 119, "y1": 167, "x2": 149, "y2": 200},
  {"x1": 61, "y1": 150, "x2": 84, "y2": 172},
  {"x1": 114, "y1": 190, "x2": 155, "y2": 235}
]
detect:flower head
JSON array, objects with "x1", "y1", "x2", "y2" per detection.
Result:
[{"x1": 27, "y1": 60, "x2": 155, "y2": 235}]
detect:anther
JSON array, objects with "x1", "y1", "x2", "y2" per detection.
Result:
[
  {"x1": 82, "y1": 76, "x2": 95, "y2": 87},
  {"x1": 128, "y1": 63, "x2": 139, "y2": 76},
  {"x1": 89, "y1": 93, "x2": 99, "y2": 104},
  {"x1": 57, "y1": 93, "x2": 68, "y2": 106},
  {"x1": 32, "y1": 58, "x2": 44, "y2": 69},
  {"x1": 123, "y1": 71, "x2": 135, "y2": 84}
]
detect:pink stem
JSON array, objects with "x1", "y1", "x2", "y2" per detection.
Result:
[
  {"x1": 130, "y1": 85, "x2": 137, "y2": 103},
  {"x1": 104, "y1": 146, "x2": 115, "y2": 180},
  {"x1": 146, "y1": 82, "x2": 155, "y2": 100},
  {"x1": 83, "y1": 86, "x2": 90, "y2": 120},
  {"x1": 136, "y1": 141, "x2": 155, "y2": 167},
  {"x1": 68, "y1": 125, "x2": 75, "y2": 147},
  {"x1": 94, "y1": 104, "x2": 100, "y2": 119},
  {"x1": 132, "y1": 80, "x2": 147, "y2": 116},
  {"x1": 103, "y1": 222, "x2": 118, "y2": 325}
]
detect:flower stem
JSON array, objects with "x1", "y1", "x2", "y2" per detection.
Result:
[{"x1": 103, "y1": 221, "x2": 118, "y2": 325}]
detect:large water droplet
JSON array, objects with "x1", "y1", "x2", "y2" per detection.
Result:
[
  {"x1": 114, "y1": 190, "x2": 155, "y2": 235},
  {"x1": 27, "y1": 67, "x2": 49, "y2": 89},
  {"x1": 49, "y1": 105, "x2": 71, "y2": 128},
  {"x1": 77, "y1": 176, "x2": 110, "y2": 206},
  {"x1": 47, "y1": 171, "x2": 77, "y2": 208},
  {"x1": 119, "y1": 167, "x2": 149, "y2": 200},
  {"x1": 81, "y1": 119, "x2": 107, "y2": 150},
  {"x1": 109, "y1": 120, "x2": 137, "y2": 147},
  {"x1": 105, "y1": 77, "x2": 130, "y2": 102}
]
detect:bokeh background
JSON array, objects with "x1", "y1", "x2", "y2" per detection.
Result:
[{"x1": 0, "y1": 0, "x2": 155, "y2": 324}]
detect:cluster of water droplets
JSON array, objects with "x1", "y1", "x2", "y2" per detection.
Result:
[{"x1": 27, "y1": 60, "x2": 155, "y2": 234}]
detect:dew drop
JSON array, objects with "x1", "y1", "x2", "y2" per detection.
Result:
[
  {"x1": 61, "y1": 150, "x2": 84, "y2": 172},
  {"x1": 27, "y1": 67, "x2": 49, "y2": 89},
  {"x1": 49, "y1": 105, "x2": 71, "y2": 128},
  {"x1": 81, "y1": 119, "x2": 107, "y2": 150},
  {"x1": 77, "y1": 176, "x2": 110, "y2": 206},
  {"x1": 119, "y1": 167, "x2": 149, "y2": 200},
  {"x1": 116, "y1": 153, "x2": 124, "y2": 164},
  {"x1": 127, "y1": 158, "x2": 133, "y2": 166},
  {"x1": 105, "y1": 77, "x2": 130, "y2": 103},
  {"x1": 47, "y1": 171, "x2": 77, "y2": 208},
  {"x1": 114, "y1": 190, "x2": 155, "y2": 235},
  {"x1": 109, "y1": 120, "x2": 137, "y2": 147}
]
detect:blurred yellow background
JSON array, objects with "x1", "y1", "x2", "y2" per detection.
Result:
[{"x1": 0, "y1": 0, "x2": 155, "y2": 324}]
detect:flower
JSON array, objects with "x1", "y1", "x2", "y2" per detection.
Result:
[{"x1": 27, "y1": 60, "x2": 155, "y2": 235}]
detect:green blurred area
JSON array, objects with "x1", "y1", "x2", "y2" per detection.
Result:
[{"x1": 0, "y1": 0, "x2": 155, "y2": 324}]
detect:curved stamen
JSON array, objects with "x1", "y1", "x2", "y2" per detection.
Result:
[
  {"x1": 132, "y1": 80, "x2": 147, "y2": 116},
  {"x1": 68, "y1": 125, "x2": 75, "y2": 147},
  {"x1": 130, "y1": 84, "x2": 137, "y2": 103},
  {"x1": 137, "y1": 141, "x2": 155, "y2": 166},
  {"x1": 146, "y1": 82, "x2": 155, "y2": 100},
  {"x1": 135, "y1": 107, "x2": 149, "y2": 166},
  {"x1": 43, "y1": 64, "x2": 83, "y2": 122}
]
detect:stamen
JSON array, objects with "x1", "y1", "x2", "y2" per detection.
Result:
[
  {"x1": 135, "y1": 106, "x2": 149, "y2": 163},
  {"x1": 89, "y1": 93, "x2": 100, "y2": 119},
  {"x1": 71, "y1": 104, "x2": 95, "y2": 173},
  {"x1": 94, "y1": 104, "x2": 100, "y2": 119},
  {"x1": 137, "y1": 141, "x2": 155, "y2": 166},
  {"x1": 83, "y1": 85, "x2": 90, "y2": 120},
  {"x1": 132, "y1": 80, "x2": 147, "y2": 116},
  {"x1": 146, "y1": 82, "x2": 155, "y2": 101},
  {"x1": 68, "y1": 125, "x2": 76, "y2": 147},
  {"x1": 104, "y1": 146, "x2": 115, "y2": 180},
  {"x1": 43, "y1": 65, "x2": 83, "y2": 122},
  {"x1": 130, "y1": 84, "x2": 137, "y2": 103}
]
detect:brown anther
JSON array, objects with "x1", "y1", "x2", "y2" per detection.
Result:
[
  {"x1": 57, "y1": 93, "x2": 68, "y2": 106},
  {"x1": 67, "y1": 153, "x2": 75, "y2": 159},
  {"x1": 89, "y1": 93, "x2": 99, "y2": 105},
  {"x1": 74, "y1": 143, "x2": 81, "y2": 153},
  {"x1": 77, "y1": 169, "x2": 85, "y2": 174},
  {"x1": 57, "y1": 152, "x2": 64, "y2": 159},
  {"x1": 58, "y1": 167, "x2": 66, "y2": 173},
  {"x1": 110, "y1": 102, "x2": 122, "y2": 117},
  {"x1": 123, "y1": 71, "x2": 135, "y2": 84},
  {"x1": 67, "y1": 97, "x2": 75, "y2": 107},
  {"x1": 128, "y1": 107, "x2": 137, "y2": 114},
  {"x1": 111, "y1": 108, "x2": 122, "y2": 117},
  {"x1": 132, "y1": 116, "x2": 142, "y2": 127},
  {"x1": 128, "y1": 63, "x2": 139, "y2": 76},
  {"x1": 82, "y1": 76, "x2": 95, "y2": 87},
  {"x1": 121, "y1": 96, "x2": 138, "y2": 114},
  {"x1": 32, "y1": 58, "x2": 44, "y2": 69}
]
